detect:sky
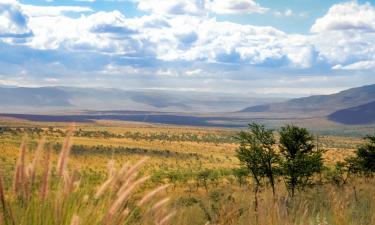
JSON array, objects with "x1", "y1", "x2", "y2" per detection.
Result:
[{"x1": 0, "y1": 0, "x2": 375, "y2": 97}]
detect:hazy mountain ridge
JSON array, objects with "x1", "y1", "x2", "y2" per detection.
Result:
[
  {"x1": 0, "y1": 87, "x2": 72, "y2": 107},
  {"x1": 0, "y1": 86, "x2": 283, "y2": 113},
  {"x1": 241, "y1": 84, "x2": 375, "y2": 114}
]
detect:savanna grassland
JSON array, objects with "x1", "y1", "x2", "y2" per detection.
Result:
[{"x1": 0, "y1": 118, "x2": 374, "y2": 225}]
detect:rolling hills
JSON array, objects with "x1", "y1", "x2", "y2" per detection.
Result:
[{"x1": 0, "y1": 86, "x2": 283, "y2": 113}]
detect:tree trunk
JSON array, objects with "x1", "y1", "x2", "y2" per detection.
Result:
[{"x1": 254, "y1": 184, "x2": 259, "y2": 225}]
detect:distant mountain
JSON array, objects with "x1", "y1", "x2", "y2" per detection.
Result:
[
  {"x1": 0, "y1": 86, "x2": 282, "y2": 113},
  {"x1": 328, "y1": 101, "x2": 375, "y2": 125},
  {"x1": 241, "y1": 84, "x2": 375, "y2": 115},
  {"x1": 0, "y1": 87, "x2": 72, "y2": 107}
]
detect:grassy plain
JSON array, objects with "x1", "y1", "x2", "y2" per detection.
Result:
[{"x1": 0, "y1": 118, "x2": 374, "y2": 225}]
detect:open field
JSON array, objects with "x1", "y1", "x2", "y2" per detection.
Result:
[{"x1": 0, "y1": 119, "x2": 374, "y2": 225}]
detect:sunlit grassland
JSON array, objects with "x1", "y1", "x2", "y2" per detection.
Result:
[{"x1": 0, "y1": 119, "x2": 373, "y2": 225}]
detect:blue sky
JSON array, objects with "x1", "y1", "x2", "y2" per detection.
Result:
[{"x1": 0, "y1": 0, "x2": 375, "y2": 97}]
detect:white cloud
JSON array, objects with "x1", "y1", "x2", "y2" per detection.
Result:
[
  {"x1": 1, "y1": 0, "x2": 375, "y2": 94},
  {"x1": 0, "y1": 0, "x2": 304, "y2": 68},
  {"x1": 100, "y1": 64, "x2": 140, "y2": 75},
  {"x1": 310, "y1": 1, "x2": 375, "y2": 67},
  {"x1": 185, "y1": 69, "x2": 202, "y2": 76},
  {"x1": 137, "y1": 0, "x2": 204, "y2": 16},
  {"x1": 311, "y1": 1, "x2": 375, "y2": 33},
  {"x1": 0, "y1": 0, "x2": 32, "y2": 38},
  {"x1": 0, "y1": 2, "x2": 313, "y2": 69},
  {"x1": 21, "y1": 4, "x2": 93, "y2": 17},
  {"x1": 333, "y1": 60, "x2": 375, "y2": 70},
  {"x1": 206, "y1": 0, "x2": 268, "y2": 14},
  {"x1": 284, "y1": 9, "x2": 293, "y2": 17},
  {"x1": 135, "y1": 0, "x2": 267, "y2": 16}
]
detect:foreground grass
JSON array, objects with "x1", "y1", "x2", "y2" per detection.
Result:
[{"x1": 0, "y1": 135, "x2": 174, "y2": 225}]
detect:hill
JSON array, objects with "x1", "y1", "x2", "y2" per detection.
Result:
[
  {"x1": 241, "y1": 84, "x2": 375, "y2": 115},
  {"x1": 328, "y1": 101, "x2": 375, "y2": 125}
]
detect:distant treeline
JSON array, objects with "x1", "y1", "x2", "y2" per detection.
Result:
[{"x1": 0, "y1": 126, "x2": 235, "y2": 143}]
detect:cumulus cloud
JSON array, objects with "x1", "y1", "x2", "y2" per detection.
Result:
[
  {"x1": 207, "y1": 0, "x2": 268, "y2": 14},
  {"x1": 0, "y1": 0, "x2": 315, "y2": 71},
  {"x1": 0, "y1": 0, "x2": 32, "y2": 38},
  {"x1": 21, "y1": 4, "x2": 92, "y2": 17},
  {"x1": 135, "y1": 0, "x2": 268, "y2": 16},
  {"x1": 311, "y1": 1, "x2": 375, "y2": 33},
  {"x1": 0, "y1": 0, "x2": 374, "y2": 95},
  {"x1": 310, "y1": 1, "x2": 375, "y2": 67},
  {"x1": 333, "y1": 60, "x2": 375, "y2": 70},
  {"x1": 137, "y1": 0, "x2": 204, "y2": 16}
]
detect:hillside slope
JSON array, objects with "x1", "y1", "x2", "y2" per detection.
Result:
[
  {"x1": 241, "y1": 84, "x2": 375, "y2": 115},
  {"x1": 328, "y1": 101, "x2": 375, "y2": 125}
]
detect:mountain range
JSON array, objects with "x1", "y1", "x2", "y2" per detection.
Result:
[
  {"x1": 0, "y1": 84, "x2": 374, "y2": 125},
  {"x1": 241, "y1": 84, "x2": 375, "y2": 124},
  {"x1": 0, "y1": 86, "x2": 282, "y2": 113}
]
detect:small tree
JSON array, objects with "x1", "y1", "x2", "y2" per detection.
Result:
[
  {"x1": 236, "y1": 123, "x2": 279, "y2": 212},
  {"x1": 356, "y1": 134, "x2": 375, "y2": 175},
  {"x1": 279, "y1": 125, "x2": 323, "y2": 197}
]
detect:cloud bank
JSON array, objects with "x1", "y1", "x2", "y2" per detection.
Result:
[{"x1": 0, "y1": 0, "x2": 373, "y2": 95}]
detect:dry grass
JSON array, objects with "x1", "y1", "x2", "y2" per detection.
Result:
[
  {"x1": 0, "y1": 134, "x2": 174, "y2": 225},
  {"x1": 0, "y1": 122, "x2": 374, "y2": 225}
]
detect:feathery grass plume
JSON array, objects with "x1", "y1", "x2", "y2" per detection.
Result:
[
  {"x1": 95, "y1": 175, "x2": 115, "y2": 199},
  {"x1": 117, "y1": 208, "x2": 130, "y2": 225},
  {"x1": 40, "y1": 146, "x2": 51, "y2": 200},
  {"x1": 150, "y1": 197, "x2": 170, "y2": 212},
  {"x1": 0, "y1": 171, "x2": 15, "y2": 225},
  {"x1": 0, "y1": 173, "x2": 5, "y2": 214},
  {"x1": 95, "y1": 160, "x2": 121, "y2": 199},
  {"x1": 157, "y1": 210, "x2": 176, "y2": 225},
  {"x1": 57, "y1": 134, "x2": 72, "y2": 177},
  {"x1": 70, "y1": 214, "x2": 80, "y2": 225},
  {"x1": 138, "y1": 184, "x2": 170, "y2": 207},
  {"x1": 107, "y1": 159, "x2": 116, "y2": 178},
  {"x1": 119, "y1": 157, "x2": 148, "y2": 183},
  {"x1": 57, "y1": 124, "x2": 75, "y2": 177},
  {"x1": 63, "y1": 170, "x2": 72, "y2": 194},
  {"x1": 106, "y1": 176, "x2": 150, "y2": 224},
  {"x1": 63, "y1": 169, "x2": 80, "y2": 195},
  {"x1": 54, "y1": 181, "x2": 64, "y2": 225},
  {"x1": 112, "y1": 162, "x2": 129, "y2": 190},
  {"x1": 116, "y1": 162, "x2": 129, "y2": 179},
  {"x1": 29, "y1": 137, "x2": 45, "y2": 186},
  {"x1": 116, "y1": 172, "x2": 138, "y2": 197},
  {"x1": 13, "y1": 136, "x2": 27, "y2": 197},
  {"x1": 115, "y1": 158, "x2": 148, "y2": 197}
]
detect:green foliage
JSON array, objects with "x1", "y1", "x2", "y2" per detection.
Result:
[
  {"x1": 279, "y1": 125, "x2": 324, "y2": 196},
  {"x1": 356, "y1": 134, "x2": 375, "y2": 174},
  {"x1": 236, "y1": 123, "x2": 279, "y2": 189},
  {"x1": 341, "y1": 134, "x2": 375, "y2": 177},
  {"x1": 232, "y1": 168, "x2": 249, "y2": 187}
]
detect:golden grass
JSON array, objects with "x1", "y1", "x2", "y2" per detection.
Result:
[
  {"x1": 0, "y1": 121, "x2": 374, "y2": 225},
  {"x1": 0, "y1": 134, "x2": 174, "y2": 225}
]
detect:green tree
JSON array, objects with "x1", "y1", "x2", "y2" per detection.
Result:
[
  {"x1": 279, "y1": 125, "x2": 323, "y2": 197},
  {"x1": 236, "y1": 123, "x2": 279, "y2": 212},
  {"x1": 355, "y1": 134, "x2": 375, "y2": 175}
]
